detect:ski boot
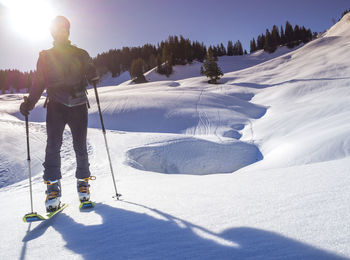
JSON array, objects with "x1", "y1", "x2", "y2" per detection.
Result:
[
  {"x1": 45, "y1": 179, "x2": 61, "y2": 212},
  {"x1": 77, "y1": 176, "x2": 95, "y2": 209},
  {"x1": 77, "y1": 176, "x2": 96, "y2": 202}
]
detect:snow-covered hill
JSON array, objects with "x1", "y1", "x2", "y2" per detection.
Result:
[
  {"x1": 1, "y1": 15, "x2": 350, "y2": 259},
  {"x1": 324, "y1": 12, "x2": 350, "y2": 37},
  {"x1": 142, "y1": 46, "x2": 298, "y2": 83},
  {"x1": 99, "y1": 45, "x2": 299, "y2": 87}
]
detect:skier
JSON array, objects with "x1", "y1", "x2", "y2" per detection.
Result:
[{"x1": 19, "y1": 16, "x2": 99, "y2": 212}]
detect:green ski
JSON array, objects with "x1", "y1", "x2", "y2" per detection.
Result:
[
  {"x1": 23, "y1": 203, "x2": 68, "y2": 223},
  {"x1": 79, "y1": 201, "x2": 95, "y2": 210}
]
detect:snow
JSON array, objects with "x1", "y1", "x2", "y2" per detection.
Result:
[
  {"x1": 98, "y1": 71, "x2": 131, "y2": 88},
  {"x1": 126, "y1": 137, "x2": 262, "y2": 175},
  {"x1": 324, "y1": 13, "x2": 350, "y2": 37},
  {"x1": 1, "y1": 15, "x2": 350, "y2": 259}
]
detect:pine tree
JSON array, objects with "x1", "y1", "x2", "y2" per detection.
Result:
[
  {"x1": 271, "y1": 25, "x2": 281, "y2": 49},
  {"x1": 294, "y1": 25, "x2": 301, "y2": 44},
  {"x1": 232, "y1": 40, "x2": 243, "y2": 55},
  {"x1": 209, "y1": 46, "x2": 219, "y2": 57},
  {"x1": 216, "y1": 44, "x2": 224, "y2": 56},
  {"x1": 227, "y1": 41, "x2": 234, "y2": 56},
  {"x1": 201, "y1": 50, "x2": 223, "y2": 84},
  {"x1": 156, "y1": 53, "x2": 162, "y2": 68},
  {"x1": 157, "y1": 44, "x2": 173, "y2": 77},
  {"x1": 250, "y1": 38, "x2": 257, "y2": 53},
  {"x1": 257, "y1": 34, "x2": 266, "y2": 50},
  {"x1": 264, "y1": 29, "x2": 276, "y2": 53},
  {"x1": 130, "y1": 58, "x2": 147, "y2": 83},
  {"x1": 181, "y1": 36, "x2": 193, "y2": 63},
  {"x1": 237, "y1": 40, "x2": 243, "y2": 55},
  {"x1": 220, "y1": 43, "x2": 227, "y2": 56},
  {"x1": 162, "y1": 42, "x2": 171, "y2": 64},
  {"x1": 147, "y1": 54, "x2": 157, "y2": 70},
  {"x1": 280, "y1": 25, "x2": 286, "y2": 45},
  {"x1": 285, "y1": 21, "x2": 294, "y2": 48}
]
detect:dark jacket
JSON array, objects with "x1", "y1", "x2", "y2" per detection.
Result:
[{"x1": 28, "y1": 40, "x2": 99, "y2": 107}]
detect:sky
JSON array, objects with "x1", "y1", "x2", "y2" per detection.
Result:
[{"x1": 0, "y1": 0, "x2": 349, "y2": 71}]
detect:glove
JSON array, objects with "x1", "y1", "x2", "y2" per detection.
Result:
[
  {"x1": 86, "y1": 64, "x2": 100, "y2": 85},
  {"x1": 20, "y1": 99, "x2": 33, "y2": 116}
]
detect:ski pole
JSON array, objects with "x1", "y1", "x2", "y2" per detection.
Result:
[
  {"x1": 92, "y1": 82, "x2": 121, "y2": 199},
  {"x1": 24, "y1": 96, "x2": 34, "y2": 213}
]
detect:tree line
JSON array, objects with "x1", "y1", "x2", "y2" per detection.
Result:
[
  {"x1": 0, "y1": 70, "x2": 33, "y2": 94},
  {"x1": 0, "y1": 21, "x2": 319, "y2": 92},
  {"x1": 250, "y1": 21, "x2": 316, "y2": 54},
  {"x1": 208, "y1": 40, "x2": 246, "y2": 57},
  {"x1": 94, "y1": 35, "x2": 207, "y2": 79}
]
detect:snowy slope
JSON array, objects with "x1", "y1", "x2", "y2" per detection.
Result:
[
  {"x1": 98, "y1": 71, "x2": 131, "y2": 87},
  {"x1": 142, "y1": 46, "x2": 299, "y2": 83},
  {"x1": 324, "y1": 12, "x2": 350, "y2": 37},
  {"x1": 1, "y1": 15, "x2": 350, "y2": 259},
  {"x1": 98, "y1": 46, "x2": 298, "y2": 87}
]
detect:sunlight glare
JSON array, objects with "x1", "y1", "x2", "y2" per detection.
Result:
[{"x1": 3, "y1": 0, "x2": 55, "y2": 41}]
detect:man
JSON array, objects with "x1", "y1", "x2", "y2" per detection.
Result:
[{"x1": 20, "y1": 16, "x2": 99, "y2": 212}]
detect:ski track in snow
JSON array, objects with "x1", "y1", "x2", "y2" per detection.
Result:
[{"x1": 194, "y1": 88, "x2": 207, "y2": 136}]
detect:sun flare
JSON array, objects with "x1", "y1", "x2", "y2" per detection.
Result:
[{"x1": 3, "y1": 0, "x2": 55, "y2": 41}]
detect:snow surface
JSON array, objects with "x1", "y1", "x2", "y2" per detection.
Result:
[
  {"x1": 99, "y1": 71, "x2": 131, "y2": 88},
  {"x1": 324, "y1": 13, "x2": 350, "y2": 37},
  {"x1": 1, "y1": 15, "x2": 350, "y2": 259}
]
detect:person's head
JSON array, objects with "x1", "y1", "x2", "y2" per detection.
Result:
[{"x1": 50, "y1": 16, "x2": 70, "y2": 43}]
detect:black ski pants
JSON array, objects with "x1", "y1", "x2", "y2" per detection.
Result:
[{"x1": 43, "y1": 100, "x2": 90, "y2": 181}]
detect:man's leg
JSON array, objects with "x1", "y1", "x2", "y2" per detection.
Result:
[
  {"x1": 43, "y1": 101, "x2": 66, "y2": 181},
  {"x1": 67, "y1": 103, "x2": 91, "y2": 179}
]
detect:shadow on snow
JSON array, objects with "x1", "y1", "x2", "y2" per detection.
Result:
[{"x1": 22, "y1": 202, "x2": 347, "y2": 260}]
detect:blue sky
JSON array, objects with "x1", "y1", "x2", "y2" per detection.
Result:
[{"x1": 0, "y1": 0, "x2": 349, "y2": 71}]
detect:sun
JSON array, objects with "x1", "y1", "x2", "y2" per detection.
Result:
[{"x1": 3, "y1": 0, "x2": 55, "y2": 41}]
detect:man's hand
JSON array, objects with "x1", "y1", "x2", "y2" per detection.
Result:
[
  {"x1": 89, "y1": 76, "x2": 100, "y2": 85},
  {"x1": 20, "y1": 97, "x2": 34, "y2": 116}
]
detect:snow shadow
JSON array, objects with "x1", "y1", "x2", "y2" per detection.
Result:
[
  {"x1": 222, "y1": 124, "x2": 245, "y2": 139},
  {"x1": 224, "y1": 93, "x2": 254, "y2": 101},
  {"x1": 11, "y1": 109, "x2": 46, "y2": 123},
  {"x1": 88, "y1": 108, "x2": 197, "y2": 134},
  {"x1": 126, "y1": 138, "x2": 263, "y2": 175},
  {"x1": 22, "y1": 202, "x2": 347, "y2": 260},
  {"x1": 222, "y1": 130, "x2": 242, "y2": 139}
]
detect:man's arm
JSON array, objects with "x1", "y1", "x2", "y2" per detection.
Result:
[
  {"x1": 27, "y1": 51, "x2": 47, "y2": 108},
  {"x1": 83, "y1": 51, "x2": 99, "y2": 84},
  {"x1": 20, "y1": 52, "x2": 47, "y2": 116}
]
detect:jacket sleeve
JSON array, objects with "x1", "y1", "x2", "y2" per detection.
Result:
[
  {"x1": 83, "y1": 51, "x2": 99, "y2": 83},
  {"x1": 27, "y1": 51, "x2": 47, "y2": 108}
]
